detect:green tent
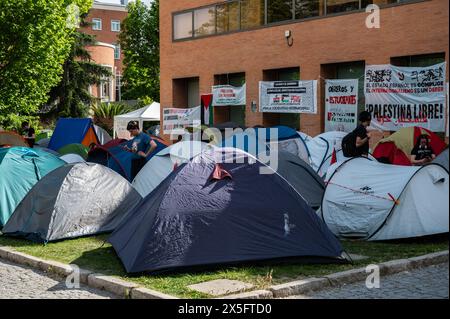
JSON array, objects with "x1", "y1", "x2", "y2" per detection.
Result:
[
  {"x1": 0, "y1": 147, "x2": 65, "y2": 227},
  {"x1": 57, "y1": 143, "x2": 89, "y2": 160}
]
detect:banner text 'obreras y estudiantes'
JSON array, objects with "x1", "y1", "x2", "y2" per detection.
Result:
[
  {"x1": 364, "y1": 62, "x2": 447, "y2": 132},
  {"x1": 325, "y1": 79, "x2": 359, "y2": 133}
]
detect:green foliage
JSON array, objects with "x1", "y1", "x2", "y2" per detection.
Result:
[
  {"x1": 0, "y1": 0, "x2": 93, "y2": 128},
  {"x1": 0, "y1": 114, "x2": 40, "y2": 133},
  {"x1": 92, "y1": 102, "x2": 132, "y2": 135},
  {"x1": 45, "y1": 29, "x2": 112, "y2": 119},
  {"x1": 119, "y1": 0, "x2": 159, "y2": 101},
  {"x1": 136, "y1": 96, "x2": 154, "y2": 109}
]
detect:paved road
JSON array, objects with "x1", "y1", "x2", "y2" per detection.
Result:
[
  {"x1": 286, "y1": 262, "x2": 449, "y2": 299},
  {"x1": 0, "y1": 258, "x2": 118, "y2": 299}
]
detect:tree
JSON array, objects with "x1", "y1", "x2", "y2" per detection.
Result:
[
  {"x1": 0, "y1": 0, "x2": 93, "y2": 128},
  {"x1": 119, "y1": 0, "x2": 159, "y2": 102},
  {"x1": 45, "y1": 25, "x2": 112, "y2": 119}
]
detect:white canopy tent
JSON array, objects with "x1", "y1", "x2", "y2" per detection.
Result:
[{"x1": 113, "y1": 102, "x2": 161, "y2": 139}]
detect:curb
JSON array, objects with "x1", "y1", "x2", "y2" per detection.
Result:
[
  {"x1": 216, "y1": 290, "x2": 274, "y2": 299},
  {"x1": 0, "y1": 245, "x2": 178, "y2": 299},
  {"x1": 268, "y1": 250, "x2": 449, "y2": 298},
  {"x1": 0, "y1": 245, "x2": 447, "y2": 299}
]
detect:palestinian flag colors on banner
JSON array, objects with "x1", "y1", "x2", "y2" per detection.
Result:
[{"x1": 201, "y1": 94, "x2": 214, "y2": 126}]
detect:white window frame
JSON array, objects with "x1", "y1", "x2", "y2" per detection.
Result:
[
  {"x1": 111, "y1": 20, "x2": 121, "y2": 32},
  {"x1": 92, "y1": 18, "x2": 102, "y2": 31},
  {"x1": 114, "y1": 44, "x2": 121, "y2": 60}
]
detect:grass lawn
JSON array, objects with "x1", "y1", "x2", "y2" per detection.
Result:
[{"x1": 0, "y1": 234, "x2": 448, "y2": 298}]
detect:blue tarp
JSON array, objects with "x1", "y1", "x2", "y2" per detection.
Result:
[
  {"x1": 48, "y1": 118, "x2": 97, "y2": 151},
  {"x1": 107, "y1": 138, "x2": 167, "y2": 181}
]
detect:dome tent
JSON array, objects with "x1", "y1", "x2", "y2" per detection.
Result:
[
  {"x1": 48, "y1": 118, "x2": 99, "y2": 151},
  {"x1": 373, "y1": 126, "x2": 446, "y2": 166},
  {"x1": 132, "y1": 141, "x2": 208, "y2": 198},
  {"x1": 261, "y1": 150, "x2": 325, "y2": 209},
  {"x1": 60, "y1": 153, "x2": 86, "y2": 163},
  {"x1": 0, "y1": 131, "x2": 27, "y2": 147},
  {"x1": 0, "y1": 147, "x2": 65, "y2": 227},
  {"x1": 57, "y1": 143, "x2": 90, "y2": 159},
  {"x1": 221, "y1": 130, "x2": 268, "y2": 157},
  {"x1": 109, "y1": 147, "x2": 345, "y2": 274},
  {"x1": 320, "y1": 157, "x2": 449, "y2": 241},
  {"x1": 2, "y1": 163, "x2": 142, "y2": 242},
  {"x1": 432, "y1": 147, "x2": 449, "y2": 171},
  {"x1": 258, "y1": 126, "x2": 311, "y2": 164},
  {"x1": 305, "y1": 131, "x2": 347, "y2": 175},
  {"x1": 94, "y1": 125, "x2": 112, "y2": 145}
]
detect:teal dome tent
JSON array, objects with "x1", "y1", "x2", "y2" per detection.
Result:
[{"x1": 0, "y1": 147, "x2": 65, "y2": 227}]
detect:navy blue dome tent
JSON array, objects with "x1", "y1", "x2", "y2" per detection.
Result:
[{"x1": 108, "y1": 147, "x2": 345, "y2": 274}]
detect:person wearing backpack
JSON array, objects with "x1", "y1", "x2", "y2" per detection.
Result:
[
  {"x1": 342, "y1": 111, "x2": 372, "y2": 158},
  {"x1": 354, "y1": 111, "x2": 372, "y2": 157}
]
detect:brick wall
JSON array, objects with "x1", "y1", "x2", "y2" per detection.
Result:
[{"x1": 160, "y1": 0, "x2": 449, "y2": 141}]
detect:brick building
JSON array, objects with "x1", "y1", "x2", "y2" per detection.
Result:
[
  {"x1": 80, "y1": 0, "x2": 128, "y2": 102},
  {"x1": 160, "y1": 0, "x2": 449, "y2": 142}
]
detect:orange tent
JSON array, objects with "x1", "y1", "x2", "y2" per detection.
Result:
[{"x1": 0, "y1": 131, "x2": 27, "y2": 147}]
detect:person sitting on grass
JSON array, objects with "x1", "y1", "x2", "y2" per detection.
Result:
[{"x1": 411, "y1": 134, "x2": 436, "y2": 166}]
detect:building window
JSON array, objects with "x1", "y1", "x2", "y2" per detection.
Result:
[
  {"x1": 115, "y1": 74, "x2": 122, "y2": 101},
  {"x1": 92, "y1": 18, "x2": 102, "y2": 31},
  {"x1": 173, "y1": 12, "x2": 193, "y2": 40},
  {"x1": 111, "y1": 20, "x2": 121, "y2": 32},
  {"x1": 335, "y1": 61, "x2": 366, "y2": 114},
  {"x1": 326, "y1": 0, "x2": 360, "y2": 14},
  {"x1": 295, "y1": 0, "x2": 321, "y2": 19},
  {"x1": 216, "y1": 1, "x2": 240, "y2": 33},
  {"x1": 172, "y1": 77, "x2": 200, "y2": 108},
  {"x1": 194, "y1": 6, "x2": 216, "y2": 37},
  {"x1": 262, "y1": 67, "x2": 301, "y2": 130},
  {"x1": 240, "y1": 0, "x2": 265, "y2": 30},
  {"x1": 214, "y1": 73, "x2": 246, "y2": 127},
  {"x1": 101, "y1": 77, "x2": 112, "y2": 102},
  {"x1": 267, "y1": 0, "x2": 293, "y2": 24},
  {"x1": 114, "y1": 44, "x2": 121, "y2": 60},
  {"x1": 390, "y1": 52, "x2": 446, "y2": 67},
  {"x1": 172, "y1": 0, "x2": 414, "y2": 41},
  {"x1": 361, "y1": 0, "x2": 398, "y2": 8}
]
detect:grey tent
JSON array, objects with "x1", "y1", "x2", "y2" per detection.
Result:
[
  {"x1": 433, "y1": 147, "x2": 449, "y2": 171},
  {"x1": 261, "y1": 151, "x2": 325, "y2": 209},
  {"x1": 108, "y1": 147, "x2": 345, "y2": 274},
  {"x1": 2, "y1": 163, "x2": 142, "y2": 242},
  {"x1": 94, "y1": 125, "x2": 112, "y2": 145}
]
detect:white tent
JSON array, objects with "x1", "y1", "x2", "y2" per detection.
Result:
[
  {"x1": 113, "y1": 102, "x2": 161, "y2": 139},
  {"x1": 132, "y1": 141, "x2": 208, "y2": 198},
  {"x1": 305, "y1": 131, "x2": 347, "y2": 175},
  {"x1": 60, "y1": 153, "x2": 86, "y2": 164},
  {"x1": 433, "y1": 147, "x2": 449, "y2": 171},
  {"x1": 320, "y1": 157, "x2": 449, "y2": 241}
]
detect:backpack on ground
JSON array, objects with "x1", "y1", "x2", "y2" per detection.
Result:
[{"x1": 341, "y1": 130, "x2": 357, "y2": 157}]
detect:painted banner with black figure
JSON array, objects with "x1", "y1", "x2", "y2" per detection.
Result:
[{"x1": 364, "y1": 63, "x2": 447, "y2": 132}]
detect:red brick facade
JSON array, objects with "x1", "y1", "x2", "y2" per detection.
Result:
[
  {"x1": 160, "y1": 0, "x2": 449, "y2": 141},
  {"x1": 79, "y1": 2, "x2": 128, "y2": 102}
]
